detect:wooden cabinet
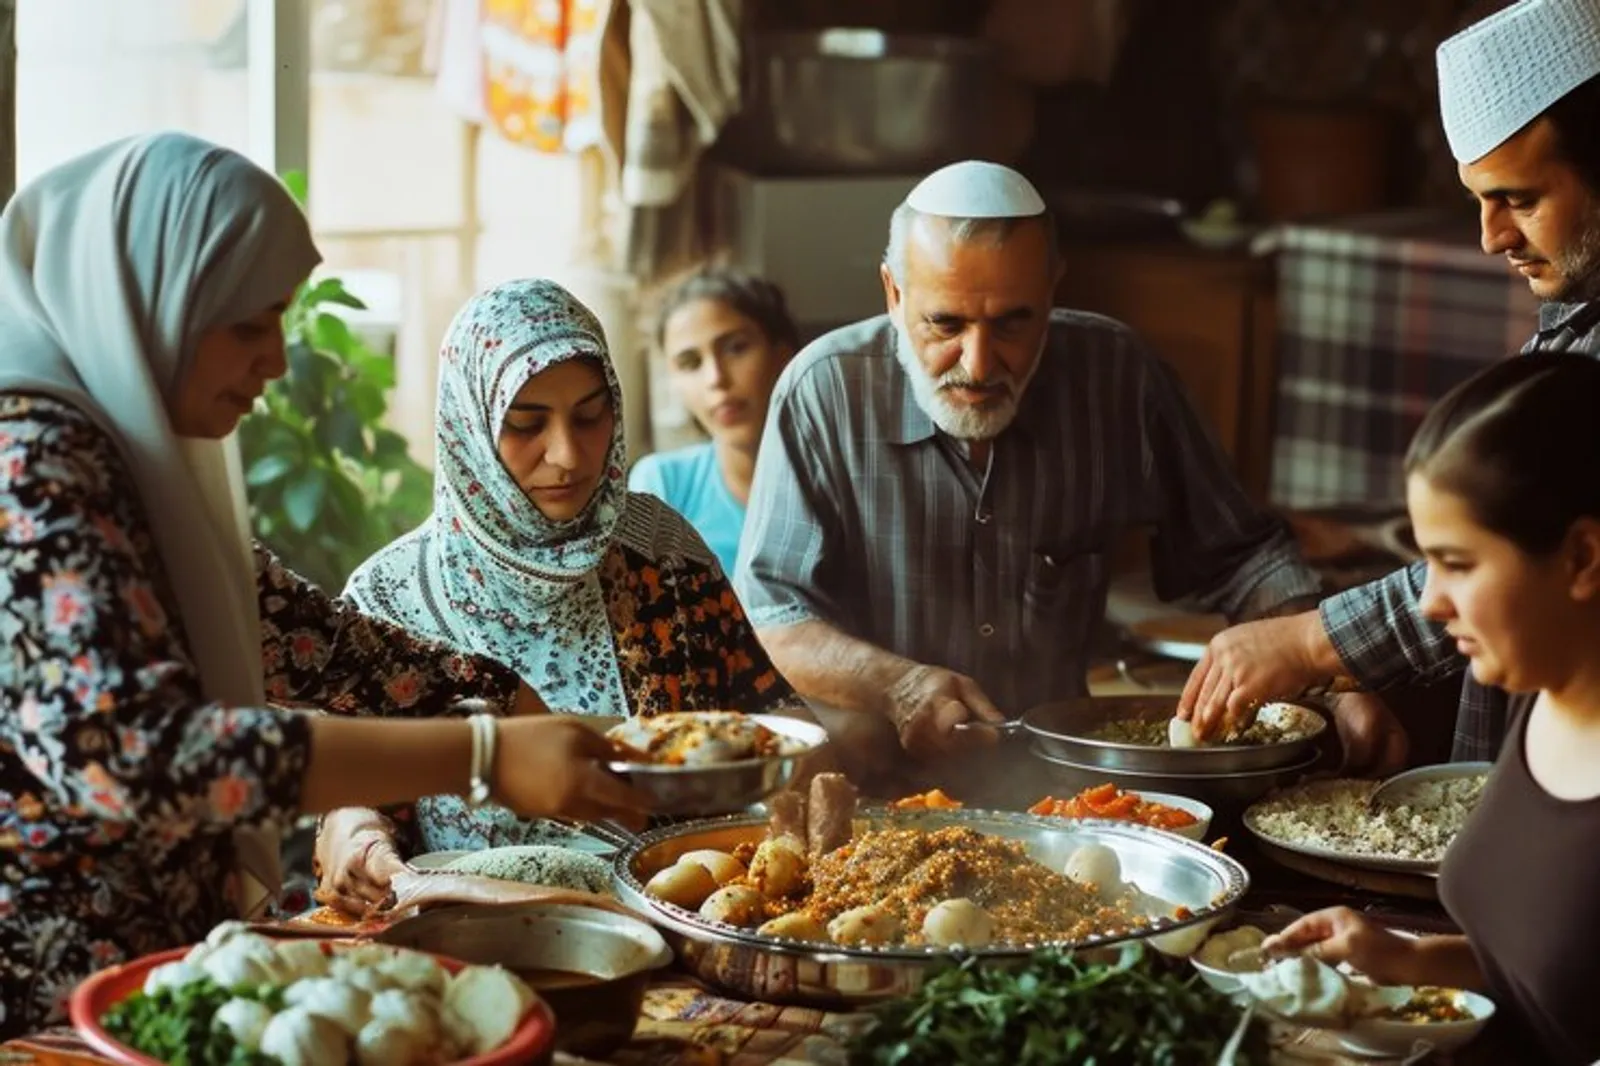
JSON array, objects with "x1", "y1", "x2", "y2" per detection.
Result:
[{"x1": 1056, "y1": 240, "x2": 1277, "y2": 502}]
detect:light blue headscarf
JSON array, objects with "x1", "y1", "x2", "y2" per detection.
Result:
[{"x1": 345, "y1": 278, "x2": 632, "y2": 717}]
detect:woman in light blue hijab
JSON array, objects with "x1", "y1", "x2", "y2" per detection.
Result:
[
  {"x1": 0, "y1": 134, "x2": 643, "y2": 1034},
  {"x1": 323, "y1": 278, "x2": 807, "y2": 884}
]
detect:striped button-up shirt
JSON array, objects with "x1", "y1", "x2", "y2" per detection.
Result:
[
  {"x1": 734, "y1": 312, "x2": 1320, "y2": 715},
  {"x1": 1320, "y1": 298, "x2": 1600, "y2": 761}
]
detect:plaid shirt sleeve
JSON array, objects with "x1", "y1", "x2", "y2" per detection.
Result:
[
  {"x1": 1318, "y1": 561, "x2": 1463, "y2": 688},
  {"x1": 1141, "y1": 357, "x2": 1322, "y2": 620},
  {"x1": 734, "y1": 361, "x2": 851, "y2": 632}
]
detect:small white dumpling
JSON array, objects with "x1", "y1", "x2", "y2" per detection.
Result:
[
  {"x1": 355, "y1": 1019, "x2": 433, "y2": 1066},
  {"x1": 368, "y1": 989, "x2": 442, "y2": 1045},
  {"x1": 444, "y1": 966, "x2": 535, "y2": 1057},
  {"x1": 285, "y1": 977, "x2": 374, "y2": 1036},
  {"x1": 258, "y1": 1007, "x2": 349, "y2": 1066},
  {"x1": 144, "y1": 961, "x2": 205, "y2": 995},
  {"x1": 331, "y1": 948, "x2": 401, "y2": 994},
  {"x1": 1063, "y1": 843, "x2": 1124, "y2": 901},
  {"x1": 921, "y1": 899, "x2": 995, "y2": 948},
  {"x1": 374, "y1": 950, "x2": 446, "y2": 997},
  {"x1": 214, "y1": 998, "x2": 275, "y2": 1051},
  {"x1": 1167, "y1": 717, "x2": 1200, "y2": 749},
  {"x1": 203, "y1": 933, "x2": 291, "y2": 991},
  {"x1": 275, "y1": 940, "x2": 332, "y2": 983}
]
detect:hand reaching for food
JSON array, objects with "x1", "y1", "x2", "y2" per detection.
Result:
[
  {"x1": 885, "y1": 663, "x2": 1006, "y2": 756},
  {"x1": 313, "y1": 809, "x2": 408, "y2": 916},
  {"x1": 1176, "y1": 612, "x2": 1350, "y2": 742},
  {"x1": 1261, "y1": 906, "x2": 1421, "y2": 988}
]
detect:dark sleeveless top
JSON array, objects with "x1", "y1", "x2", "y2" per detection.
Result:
[{"x1": 1439, "y1": 693, "x2": 1600, "y2": 1065}]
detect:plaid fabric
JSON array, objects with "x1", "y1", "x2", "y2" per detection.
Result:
[
  {"x1": 734, "y1": 312, "x2": 1320, "y2": 714},
  {"x1": 1269, "y1": 212, "x2": 1541, "y2": 510},
  {"x1": 1321, "y1": 298, "x2": 1600, "y2": 761}
]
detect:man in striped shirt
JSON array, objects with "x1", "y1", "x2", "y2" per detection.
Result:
[
  {"x1": 733, "y1": 161, "x2": 1326, "y2": 767},
  {"x1": 1179, "y1": 0, "x2": 1600, "y2": 761}
]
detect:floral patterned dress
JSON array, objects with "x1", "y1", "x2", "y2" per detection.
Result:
[{"x1": 0, "y1": 394, "x2": 518, "y2": 1036}]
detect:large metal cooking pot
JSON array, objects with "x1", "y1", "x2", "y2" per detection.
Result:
[
  {"x1": 722, "y1": 29, "x2": 1035, "y2": 176},
  {"x1": 612, "y1": 808, "x2": 1248, "y2": 1006}
]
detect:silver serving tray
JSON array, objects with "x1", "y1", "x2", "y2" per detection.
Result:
[
  {"x1": 611, "y1": 808, "x2": 1249, "y2": 1006},
  {"x1": 1017, "y1": 696, "x2": 1327, "y2": 774},
  {"x1": 604, "y1": 715, "x2": 828, "y2": 817}
]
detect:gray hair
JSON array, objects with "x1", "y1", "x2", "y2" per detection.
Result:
[{"x1": 883, "y1": 202, "x2": 1059, "y2": 285}]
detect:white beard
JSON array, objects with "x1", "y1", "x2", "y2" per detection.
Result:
[{"x1": 891, "y1": 316, "x2": 1043, "y2": 441}]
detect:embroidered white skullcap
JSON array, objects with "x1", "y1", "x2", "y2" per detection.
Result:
[
  {"x1": 1438, "y1": 0, "x2": 1600, "y2": 163},
  {"x1": 904, "y1": 160, "x2": 1046, "y2": 218}
]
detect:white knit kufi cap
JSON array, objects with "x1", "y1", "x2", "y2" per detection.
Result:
[
  {"x1": 1438, "y1": 0, "x2": 1600, "y2": 164},
  {"x1": 904, "y1": 160, "x2": 1046, "y2": 218}
]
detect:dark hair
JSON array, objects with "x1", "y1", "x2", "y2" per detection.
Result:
[
  {"x1": 1405, "y1": 351, "x2": 1600, "y2": 554},
  {"x1": 651, "y1": 266, "x2": 799, "y2": 355},
  {"x1": 1545, "y1": 72, "x2": 1600, "y2": 196}
]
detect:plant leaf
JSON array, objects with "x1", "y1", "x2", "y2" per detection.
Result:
[
  {"x1": 282, "y1": 467, "x2": 328, "y2": 532},
  {"x1": 245, "y1": 454, "x2": 295, "y2": 488},
  {"x1": 280, "y1": 169, "x2": 308, "y2": 206}
]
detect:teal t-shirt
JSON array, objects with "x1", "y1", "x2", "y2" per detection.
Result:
[{"x1": 629, "y1": 442, "x2": 746, "y2": 575}]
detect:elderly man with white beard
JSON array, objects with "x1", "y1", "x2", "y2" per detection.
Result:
[{"x1": 734, "y1": 161, "x2": 1327, "y2": 773}]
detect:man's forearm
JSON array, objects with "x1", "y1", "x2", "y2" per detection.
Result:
[{"x1": 756, "y1": 619, "x2": 915, "y2": 718}]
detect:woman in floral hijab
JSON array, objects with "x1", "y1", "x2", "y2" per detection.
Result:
[{"x1": 320, "y1": 279, "x2": 803, "y2": 898}]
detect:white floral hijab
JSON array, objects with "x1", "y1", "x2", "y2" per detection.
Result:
[{"x1": 345, "y1": 279, "x2": 632, "y2": 715}]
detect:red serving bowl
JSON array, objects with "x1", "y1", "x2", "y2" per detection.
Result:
[{"x1": 70, "y1": 943, "x2": 557, "y2": 1066}]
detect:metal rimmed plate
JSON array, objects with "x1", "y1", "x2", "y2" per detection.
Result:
[
  {"x1": 1242, "y1": 777, "x2": 1483, "y2": 876},
  {"x1": 605, "y1": 715, "x2": 828, "y2": 817},
  {"x1": 1016, "y1": 697, "x2": 1327, "y2": 775},
  {"x1": 611, "y1": 807, "x2": 1249, "y2": 1006}
]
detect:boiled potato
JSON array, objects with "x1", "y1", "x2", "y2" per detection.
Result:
[
  {"x1": 921, "y1": 898, "x2": 994, "y2": 948},
  {"x1": 1167, "y1": 717, "x2": 1200, "y2": 748},
  {"x1": 748, "y1": 839, "x2": 807, "y2": 898},
  {"x1": 679, "y1": 849, "x2": 746, "y2": 886},
  {"x1": 699, "y1": 885, "x2": 767, "y2": 927},
  {"x1": 644, "y1": 860, "x2": 719, "y2": 909},
  {"x1": 827, "y1": 905, "x2": 903, "y2": 946},
  {"x1": 757, "y1": 912, "x2": 830, "y2": 943}
]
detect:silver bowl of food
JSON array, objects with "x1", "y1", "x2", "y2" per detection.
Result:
[
  {"x1": 1031, "y1": 745, "x2": 1322, "y2": 810},
  {"x1": 611, "y1": 807, "x2": 1249, "y2": 1006},
  {"x1": 601, "y1": 713, "x2": 828, "y2": 817},
  {"x1": 378, "y1": 902, "x2": 673, "y2": 1056},
  {"x1": 1008, "y1": 696, "x2": 1327, "y2": 774}
]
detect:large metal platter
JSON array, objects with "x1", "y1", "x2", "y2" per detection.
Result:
[
  {"x1": 611, "y1": 808, "x2": 1249, "y2": 1006},
  {"x1": 1020, "y1": 696, "x2": 1327, "y2": 774}
]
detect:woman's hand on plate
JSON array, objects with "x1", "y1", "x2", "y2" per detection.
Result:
[{"x1": 1263, "y1": 906, "x2": 1420, "y2": 987}]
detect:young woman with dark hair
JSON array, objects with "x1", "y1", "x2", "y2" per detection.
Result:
[{"x1": 1266, "y1": 351, "x2": 1600, "y2": 1065}]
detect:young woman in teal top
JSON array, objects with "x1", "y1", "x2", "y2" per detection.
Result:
[{"x1": 629, "y1": 267, "x2": 797, "y2": 575}]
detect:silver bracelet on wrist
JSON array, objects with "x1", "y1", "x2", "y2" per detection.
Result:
[{"x1": 467, "y1": 713, "x2": 497, "y2": 808}]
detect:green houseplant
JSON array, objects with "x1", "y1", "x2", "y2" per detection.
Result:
[{"x1": 238, "y1": 172, "x2": 433, "y2": 592}]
